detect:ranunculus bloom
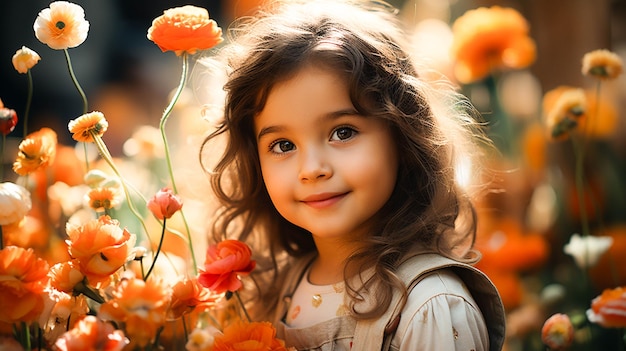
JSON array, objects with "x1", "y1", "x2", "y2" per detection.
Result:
[
  {"x1": 68, "y1": 111, "x2": 108, "y2": 143},
  {"x1": 87, "y1": 187, "x2": 122, "y2": 212},
  {"x1": 542, "y1": 86, "x2": 587, "y2": 141},
  {"x1": 168, "y1": 277, "x2": 220, "y2": 320},
  {"x1": 587, "y1": 286, "x2": 626, "y2": 328},
  {"x1": 49, "y1": 260, "x2": 85, "y2": 293},
  {"x1": 65, "y1": 215, "x2": 136, "y2": 285},
  {"x1": 34, "y1": 1, "x2": 89, "y2": 50},
  {"x1": 54, "y1": 315, "x2": 128, "y2": 351},
  {"x1": 563, "y1": 233, "x2": 613, "y2": 269},
  {"x1": 198, "y1": 240, "x2": 256, "y2": 294},
  {"x1": 582, "y1": 49, "x2": 623, "y2": 80},
  {"x1": 147, "y1": 5, "x2": 223, "y2": 56},
  {"x1": 0, "y1": 246, "x2": 49, "y2": 323},
  {"x1": 541, "y1": 313, "x2": 574, "y2": 350},
  {"x1": 212, "y1": 321, "x2": 289, "y2": 351},
  {"x1": 12, "y1": 46, "x2": 41, "y2": 74},
  {"x1": 147, "y1": 187, "x2": 183, "y2": 220},
  {"x1": 0, "y1": 182, "x2": 32, "y2": 226},
  {"x1": 451, "y1": 6, "x2": 536, "y2": 84},
  {"x1": 13, "y1": 127, "x2": 58, "y2": 176},
  {"x1": 0, "y1": 106, "x2": 18, "y2": 136},
  {"x1": 186, "y1": 326, "x2": 221, "y2": 351},
  {"x1": 98, "y1": 277, "x2": 171, "y2": 348},
  {"x1": 40, "y1": 290, "x2": 89, "y2": 344}
]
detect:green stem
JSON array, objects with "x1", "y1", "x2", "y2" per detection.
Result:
[
  {"x1": 20, "y1": 322, "x2": 31, "y2": 350},
  {"x1": 1, "y1": 134, "x2": 4, "y2": 181},
  {"x1": 145, "y1": 218, "x2": 166, "y2": 280},
  {"x1": 234, "y1": 291, "x2": 251, "y2": 322},
  {"x1": 159, "y1": 52, "x2": 197, "y2": 274},
  {"x1": 24, "y1": 69, "x2": 33, "y2": 138},
  {"x1": 572, "y1": 137, "x2": 590, "y2": 237},
  {"x1": 63, "y1": 49, "x2": 88, "y2": 114}
]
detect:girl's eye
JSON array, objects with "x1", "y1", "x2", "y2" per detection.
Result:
[
  {"x1": 331, "y1": 126, "x2": 357, "y2": 141},
  {"x1": 270, "y1": 140, "x2": 296, "y2": 154}
]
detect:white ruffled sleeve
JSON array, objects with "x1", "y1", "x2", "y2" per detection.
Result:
[{"x1": 393, "y1": 270, "x2": 490, "y2": 351}]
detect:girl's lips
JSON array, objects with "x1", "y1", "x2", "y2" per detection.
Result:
[{"x1": 301, "y1": 192, "x2": 347, "y2": 209}]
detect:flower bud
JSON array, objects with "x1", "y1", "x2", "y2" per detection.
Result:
[
  {"x1": 541, "y1": 313, "x2": 574, "y2": 350},
  {"x1": 147, "y1": 187, "x2": 183, "y2": 220}
]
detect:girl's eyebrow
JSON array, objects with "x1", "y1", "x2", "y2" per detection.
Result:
[{"x1": 256, "y1": 108, "x2": 360, "y2": 141}]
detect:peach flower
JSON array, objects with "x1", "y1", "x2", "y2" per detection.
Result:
[
  {"x1": 98, "y1": 277, "x2": 171, "y2": 348},
  {"x1": 542, "y1": 86, "x2": 587, "y2": 141},
  {"x1": 13, "y1": 127, "x2": 58, "y2": 176},
  {"x1": 0, "y1": 246, "x2": 49, "y2": 323},
  {"x1": 541, "y1": 313, "x2": 574, "y2": 350},
  {"x1": 168, "y1": 277, "x2": 220, "y2": 320},
  {"x1": 68, "y1": 111, "x2": 108, "y2": 143},
  {"x1": 147, "y1": 187, "x2": 183, "y2": 220},
  {"x1": 54, "y1": 315, "x2": 128, "y2": 351},
  {"x1": 12, "y1": 46, "x2": 41, "y2": 74},
  {"x1": 40, "y1": 290, "x2": 89, "y2": 344},
  {"x1": 49, "y1": 260, "x2": 85, "y2": 293},
  {"x1": 87, "y1": 187, "x2": 122, "y2": 212},
  {"x1": 587, "y1": 286, "x2": 626, "y2": 328},
  {"x1": 0, "y1": 182, "x2": 32, "y2": 226},
  {"x1": 65, "y1": 215, "x2": 136, "y2": 285},
  {"x1": 199, "y1": 240, "x2": 256, "y2": 294},
  {"x1": 147, "y1": 5, "x2": 223, "y2": 56},
  {"x1": 582, "y1": 49, "x2": 623, "y2": 80},
  {"x1": 451, "y1": 6, "x2": 536, "y2": 84},
  {"x1": 34, "y1": 1, "x2": 89, "y2": 50}
]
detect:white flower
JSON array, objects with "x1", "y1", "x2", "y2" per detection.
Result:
[
  {"x1": 12, "y1": 46, "x2": 41, "y2": 74},
  {"x1": 0, "y1": 182, "x2": 32, "y2": 225},
  {"x1": 185, "y1": 326, "x2": 221, "y2": 351},
  {"x1": 33, "y1": 1, "x2": 89, "y2": 50},
  {"x1": 563, "y1": 233, "x2": 613, "y2": 269}
]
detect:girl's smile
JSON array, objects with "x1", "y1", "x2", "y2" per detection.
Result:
[{"x1": 255, "y1": 64, "x2": 398, "y2": 243}]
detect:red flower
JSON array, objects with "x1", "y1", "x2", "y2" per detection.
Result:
[
  {"x1": 147, "y1": 187, "x2": 183, "y2": 220},
  {"x1": 0, "y1": 106, "x2": 18, "y2": 136},
  {"x1": 587, "y1": 286, "x2": 626, "y2": 328},
  {"x1": 198, "y1": 240, "x2": 256, "y2": 294}
]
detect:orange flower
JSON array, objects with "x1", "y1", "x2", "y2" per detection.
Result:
[
  {"x1": 40, "y1": 290, "x2": 89, "y2": 344},
  {"x1": 542, "y1": 86, "x2": 586, "y2": 141},
  {"x1": 12, "y1": 46, "x2": 41, "y2": 74},
  {"x1": 147, "y1": 187, "x2": 183, "y2": 220},
  {"x1": 587, "y1": 286, "x2": 626, "y2": 328},
  {"x1": 13, "y1": 127, "x2": 58, "y2": 176},
  {"x1": 582, "y1": 49, "x2": 623, "y2": 80},
  {"x1": 199, "y1": 240, "x2": 256, "y2": 294},
  {"x1": 54, "y1": 315, "x2": 128, "y2": 351},
  {"x1": 65, "y1": 215, "x2": 136, "y2": 285},
  {"x1": 0, "y1": 246, "x2": 49, "y2": 323},
  {"x1": 34, "y1": 1, "x2": 90, "y2": 50},
  {"x1": 49, "y1": 260, "x2": 85, "y2": 293},
  {"x1": 87, "y1": 187, "x2": 122, "y2": 212},
  {"x1": 147, "y1": 5, "x2": 223, "y2": 56},
  {"x1": 541, "y1": 313, "x2": 574, "y2": 350},
  {"x1": 168, "y1": 277, "x2": 220, "y2": 320},
  {"x1": 211, "y1": 321, "x2": 289, "y2": 351},
  {"x1": 0, "y1": 182, "x2": 31, "y2": 226},
  {"x1": 451, "y1": 6, "x2": 536, "y2": 84},
  {"x1": 98, "y1": 277, "x2": 171, "y2": 348},
  {"x1": 68, "y1": 111, "x2": 108, "y2": 143}
]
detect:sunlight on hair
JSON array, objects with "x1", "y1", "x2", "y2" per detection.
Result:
[{"x1": 454, "y1": 155, "x2": 473, "y2": 190}]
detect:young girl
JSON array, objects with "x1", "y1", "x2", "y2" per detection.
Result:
[{"x1": 199, "y1": 0, "x2": 505, "y2": 350}]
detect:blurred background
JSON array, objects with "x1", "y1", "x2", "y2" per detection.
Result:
[{"x1": 1, "y1": 1, "x2": 625, "y2": 350}]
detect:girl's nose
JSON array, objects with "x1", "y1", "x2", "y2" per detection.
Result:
[{"x1": 298, "y1": 148, "x2": 332, "y2": 182}]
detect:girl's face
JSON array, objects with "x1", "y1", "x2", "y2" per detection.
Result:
[{"x1": 255, "y1": 65, "x2": 398, "y2": 244}]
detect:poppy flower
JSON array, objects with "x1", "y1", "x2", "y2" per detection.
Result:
[
  {"x1": 98, "y1": 277, "x2": 171, "y2": 348},
  {"x1": 12, "y1": 46, "x2": 41, "y2": 74},
  {"x1": 0, "y1": 105, "x2": 18, "y2": 136},
  {"x1": 0, "y1": 246, "x2": 49, "y2": 323},
  {"x1": 34, "y1": 1, "x2": 89, "y2": 50},
  {"x1": 198, "y1": 240, "x2": 256, "y2": 294},
  {"x1": 587, "y1": 286, "x2": 626, "y2": 328},
  {"x1": 168, "y1": 277, "x2": 220, "y2": 320},
  {"x1": 0, "y1": 182, "x2": 32, "y2": 226},
  {"x1": 582, "y1": 49, "x2": 623, "y2": 80},
  {"x1": 147, "y1": 187, "x2": 183, "y2": 220},
  {"x1": 49, "y1": 260, "x2": 85, "y2": 293},
  {"x1": 87, "y1": 187, "x2": 122, "y2": 212},
  {"x1": 147, "y1": 5, "x2": 223, "y2": 56},
  {"x1": 65, "y1": 215, "x2": 136, "y2": 285},
  {"x1": 54, "y1": 315, "x2": 128, "y2": 351},
  {"x1": 13, "y1": 127, "x2": 58, "y2": 176},
  {"x1": 68, "y1": 111, "x2": 108, "y2": 143},
  {"x1": 211, "y1": 321, "x2": 289, "y2": 351},
  {"x1": 541, "y1": 313, "x2": 574, "y2": 350},
  {"x1": 451, "y1": 6, "x2": 536, "y2": 84}
]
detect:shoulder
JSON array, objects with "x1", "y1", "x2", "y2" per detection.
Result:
[{"x1": 391, "y1": 269, "x2": 490, "y2": 350}]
